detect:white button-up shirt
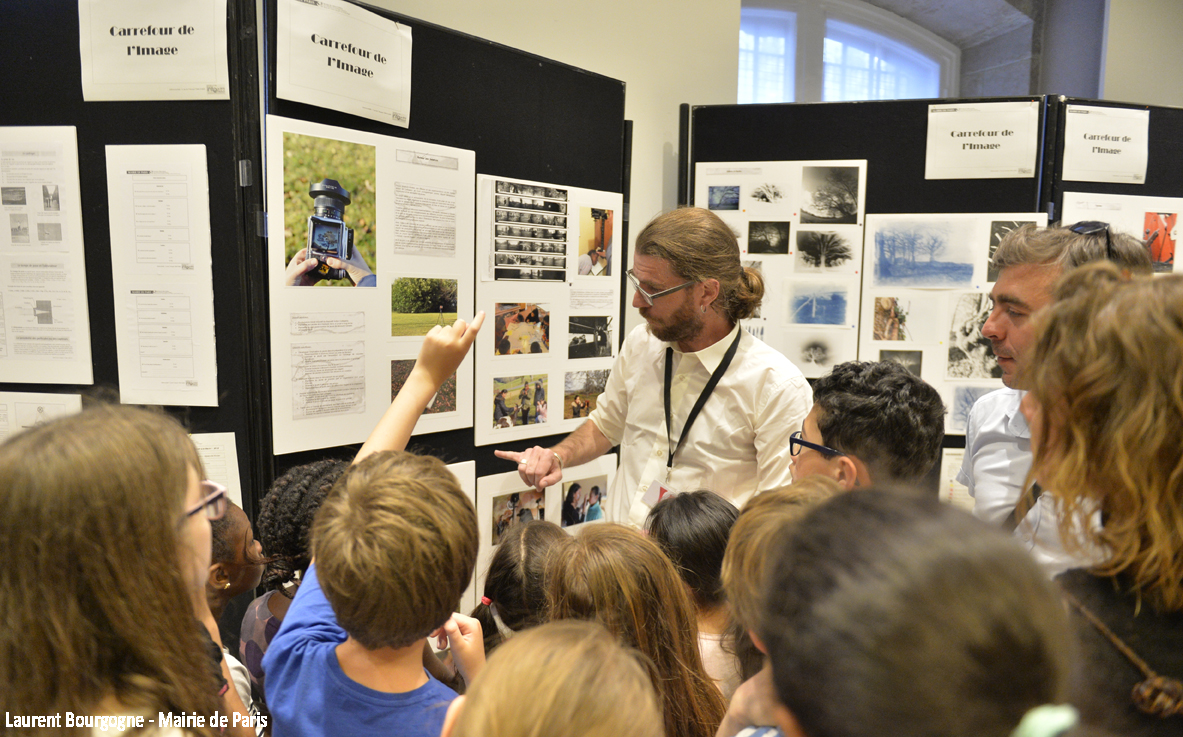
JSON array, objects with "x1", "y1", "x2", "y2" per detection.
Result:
[
  {"x1": 958, "y1": 387, "x2": 1101, "y2": 575},
  {"x1": 589, "y1": 323, "x2": 811, "y2": 526}
]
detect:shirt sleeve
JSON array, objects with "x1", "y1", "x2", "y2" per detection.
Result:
[
  {"x1": 262, "y1": 564, "x2": 347, "y2": 678},
  {"x1": 955, "y1": 403, "x2": 977, "y2": 493},
  {"x1": 753, "y1": 370, "x2": 812, "y2": 491}
]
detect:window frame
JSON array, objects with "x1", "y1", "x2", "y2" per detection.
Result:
[{"x1": 741, "y1": 0, "x2": 960, "y2": 103}]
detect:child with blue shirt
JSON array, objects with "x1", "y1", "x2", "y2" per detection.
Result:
[{"x1": 263, "y1": 313, "x2": 485, "y2": 737}]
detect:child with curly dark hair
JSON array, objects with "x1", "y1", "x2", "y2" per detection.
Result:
[{"x1": 239, "y1": 458, "x2": 349, "y2": 697}]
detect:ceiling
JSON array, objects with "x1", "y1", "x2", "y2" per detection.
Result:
[{"x1": 865, "y1": 0, "x2": 1034, "y2": 49}]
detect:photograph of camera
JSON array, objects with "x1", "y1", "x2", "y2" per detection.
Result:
[{"x1": 306, "y1": 178, "x2": 355, "y2": 282}]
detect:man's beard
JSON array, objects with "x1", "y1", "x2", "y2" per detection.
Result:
[{"x1": 645, "y1": 299, "x2": 703, "y2": 345}]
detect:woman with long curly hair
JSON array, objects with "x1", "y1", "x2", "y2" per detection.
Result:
[{"x1": 1020, "y1": 263, "x2": 1183, "y2": 735}]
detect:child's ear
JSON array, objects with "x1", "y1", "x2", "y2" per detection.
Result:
[
  {"x1": 440, "y1": 695, "x2": 466, "y2": 737},
  {"x1": 207, "y1": 563, "x2": 229, "y2": 591},
  {"x1": 834, "y1": 455, "x2": 860, "y2": 490},
  {"x1": 748, "y1": 629, "x2": 768, "y2": 655}
]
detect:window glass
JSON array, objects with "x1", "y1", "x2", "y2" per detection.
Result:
[{"x1": 739, "y1": 9, "x2": 797, "y2": 104}]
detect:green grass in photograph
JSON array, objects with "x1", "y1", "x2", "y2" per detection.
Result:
[{"x1": 391, "y1": 312, "x2": 458, "y2": 337}]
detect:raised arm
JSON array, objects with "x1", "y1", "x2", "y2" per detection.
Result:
[
  {"x1": 355, "y1": 312, "x2": 484, "y2": 464},
  {"x1": 493, "y1": 418, "x2": 613, "y2": 490}
]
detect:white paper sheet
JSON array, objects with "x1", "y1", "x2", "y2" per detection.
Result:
[
  {"x1": 266, "y1": 115, "x2": 476, "y2": 454},
  {"x1": 474, "y1": 175, "x2": 623, "y2": 447},
  {"x1": 276, "y1": 0, "x2": 412, "y2": 127},
  {"x1": 1061, "y1": 105, "x2": 1149, "y2": 184},
  {"x1": 0, "y1": 391, "x2": 82, "y2": 443},
  {"x1": 925, "y1": 100, "x2": 1040, "y2": 180},
  {"x1": 693, "y1": 160, "x2": 868, "y2": 379},
  {"x1": 106, "y1": 145, "x2": 218, "y2": 406},
  {"x1": 446, "y1": 461, "x2": 478, "y2": 616},
  {"x1": 190, "y1": 431, "x2": 243, "y2": 508},
  {"x1": 78, "y1": 0, "x2": 229, "y2": 101},
  {"x1": 1061, "y1": 191, "x2": 1181, "y2": 274},
  {"x1": 0, "y1": 127, "x2": 94, "y2": 385},
  {"x1": 858, "y1": 212, "x2": 1046, "y2": 434},
  {"x1": 474, "y1": 455, "x2": 615, "y2": 598},
  {"x1": 939, "y1": 448, "x2": 973, "y2": 512}
]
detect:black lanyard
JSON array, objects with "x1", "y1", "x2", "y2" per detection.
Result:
[{"x1": 663, "y1": 328, "x2": 742, "y2": 470}]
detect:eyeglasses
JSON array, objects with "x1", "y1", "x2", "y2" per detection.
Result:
[
  {"x1": 184, "y1": 480, "x2": 228, "y2": 521},
  {"x1": 1067, "y1": 221, "x2": 1115, "y2": 262},
  {"x1": 626, "y1": 268, "x2": 695, "y2": 307},
  {"x1": 789, "y1": 431, "x2": 845, "y2": 458}
]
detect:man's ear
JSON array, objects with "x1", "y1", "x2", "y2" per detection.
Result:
[
  {"x1": 701, "y1": 278, "x2": 721, "y2": 308},
  {"x1": 773, "y1": 702, "x2": 810, "y2": 737},
  {"x1": 440, "y1": 694, "x2": 466, "y2": 737}
]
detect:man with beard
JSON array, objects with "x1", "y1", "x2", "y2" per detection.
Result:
[
  {"x1": 958, "y1": 222, "x2": 1151, "y2": 573},
  {"x1": 497, "y1": 208, "x2": 811, "y2": 526}
]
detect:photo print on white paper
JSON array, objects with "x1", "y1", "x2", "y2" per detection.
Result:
[
  {"x1": 871, "y1": 218, "x2": 976, "y2": 288},
  {"x1": 568, "y1": 316, "x2": 613, "y2": 359},
  {"x1": 947, "y1": 293, "x2": 1001, "y2": 380},
  {"x1": 494, "y1": 303, "x2": 550, "y2": 356},
  {"x1": 564, "y1": 369, "x2": 608, "y2": 420},
  {"x1": 801, "y1": 166, "x2": 859, "y2": 225}
]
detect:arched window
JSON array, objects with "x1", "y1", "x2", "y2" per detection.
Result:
[{"x1": 739, "y1": 0, "x2": 959, "y2": 104}]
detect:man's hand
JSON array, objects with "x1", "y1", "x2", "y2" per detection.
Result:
[
  {"x1": 494, "y1": 445, "x2": 563, "y2": 491},
  {"x1": 414, "y1": 313, "x2": 485, "y2": 389},
  {"x1": 284, "y1": 248, "x2": 320, "y2": 286},
  {"x1": 434, "y1": 612, "x2": 485, "y2": 685}
]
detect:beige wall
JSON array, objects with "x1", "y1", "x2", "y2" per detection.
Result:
[
  {"x1": 374, "y1": 0, "x2": 741, "y2": 333},
  {"x1": 1103, "y1": 0, "x2": 1183, "y2": 106}
]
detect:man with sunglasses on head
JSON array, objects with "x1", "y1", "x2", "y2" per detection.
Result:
[
  {"x1": 789, "y1": 360, "x2": 945, "y2": 491},
  {"x1": 497, "y1": 207, "x2": 811, "y2": 526},
  {"x1": 959, "y1": 221, "x2": 1152, "y2": 574}
]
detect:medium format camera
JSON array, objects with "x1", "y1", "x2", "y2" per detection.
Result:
[{"x1": 306, "y1": 178, "x2": 355, "y2": 282}]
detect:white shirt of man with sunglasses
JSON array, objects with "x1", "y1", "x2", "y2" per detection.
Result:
[
  {"x1": 958, "y1": 221, "x2": 1152, "y2": 575},
  {"x1": 497, "y1": 208, "x2": 811, "y2": 526}
]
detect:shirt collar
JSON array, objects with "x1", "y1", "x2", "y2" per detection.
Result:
[
  {"x1": 671, "y1": 323, "x2": 742, "y2": 373},
  {"x1": 1005, "y1": 388, "x2": 1030, "y2": 438}
]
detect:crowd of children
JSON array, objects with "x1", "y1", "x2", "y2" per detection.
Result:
[{"x1": 3, "y1": 260, "x2": 1182, "y2": 737}]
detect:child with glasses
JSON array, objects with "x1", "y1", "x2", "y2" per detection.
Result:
[{"x1": 0, "y1": 404, "x2": 248, "y2": 736}]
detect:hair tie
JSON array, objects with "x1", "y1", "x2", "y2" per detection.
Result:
[
  {"x1": 480, "y1": 596, "x2": 492, "y2": 606},
  {"x1": 1010, "y1": 705, "x2": 1078, "y2": 737}
]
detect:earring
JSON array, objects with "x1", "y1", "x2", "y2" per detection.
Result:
[
  {"x1": 701, "y1": 305, "x2": 707, "y2": 313},
  {"x1": 223, "y1": 581, "x2": 231, "y2": 590}
]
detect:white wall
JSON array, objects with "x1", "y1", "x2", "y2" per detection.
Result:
[
  {"x1": 1103, "y1": 0, "x2": 1183, "y2": 106},
  {"x1": 371, "y1": 0, "x2": 740, "y2": 334}
]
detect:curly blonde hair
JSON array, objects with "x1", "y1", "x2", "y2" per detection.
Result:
[{"x1": 1024, "y1": 262, "x2": 1183, "y2": 610}]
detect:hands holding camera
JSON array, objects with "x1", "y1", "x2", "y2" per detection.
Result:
[{"x1": 284, "y1": 248, "x2": 376, "y2": 287}]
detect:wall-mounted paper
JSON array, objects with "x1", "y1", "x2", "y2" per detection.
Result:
[
  {"x1": 276, "y1": 0, "x2": 412, "y2": 128},
  {"x1": 266, "y1": 115, "x2": 476, "y2": 454},
  {"x1": 190, "y1": 432, "x2": 242, "y2": 508},
  {"x1": 939, "y1": 448, "x2": 973, "y2": 511},
  {"x1": 0, "y1": 127, "x2": 94, "y2": 385},
  {"x1": 106, "y1": 145, "x2": 219, "y2": 406},
  {"x1": 474, "y1": 455, "x2": 615, "y2": 600},
  {"x1": 0, "y1": 391, "x2": 82, "y2": 443},
  {"x1": 1061, "y1": 105, "x2": 1149, "y2": 184},
  {"x1": 858, "y1": 212, "x2": 1047, "y2": 434},
  {"x1": 693, "y1": 160, "x2": 868, "y2": 379},
  {"x1": 78, "y1": 0, "x2": 229, "y2": 101},
  {"x1": 474, "y1": 176, "x2": 623, "y2": 446},
  {"x1": 1061, "y1": 190, "x2": 1181, "y2": 274},
  {"x1": 925, "y1": 100, "x2": 1039, "y2": 179}
]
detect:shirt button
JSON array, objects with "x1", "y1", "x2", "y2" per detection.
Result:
[{"x1": 653, "y1": 448, "x2": 663, "y2": 457}]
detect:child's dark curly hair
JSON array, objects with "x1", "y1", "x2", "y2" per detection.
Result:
[{"x1": 257, "y1": 459, "x2": 349, "y2": 593}]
